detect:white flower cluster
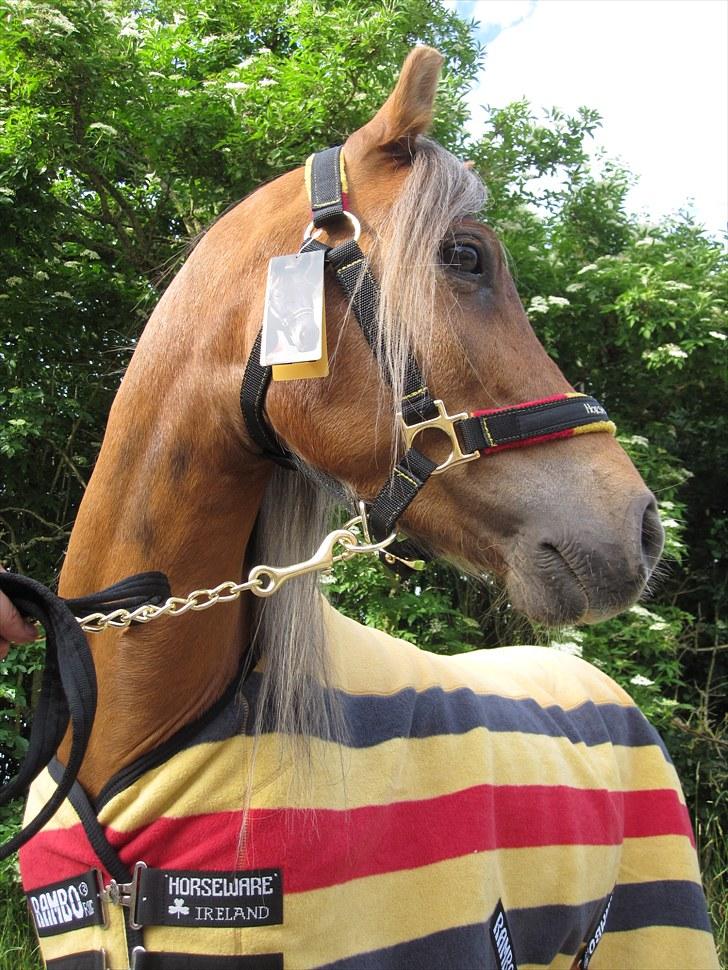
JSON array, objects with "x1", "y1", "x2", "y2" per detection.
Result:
[{"x1": 527, "y1": 295, "x2": 570, "y2": 315}]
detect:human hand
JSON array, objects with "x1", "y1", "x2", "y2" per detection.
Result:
[{"x1": 0, "y1": 567, "x2": 38, "y2": 660}]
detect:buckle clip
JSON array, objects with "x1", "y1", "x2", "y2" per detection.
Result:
[
  {"x1": 398, "y1": 399, "x2": 479, "y2": 476},
  {"x1": 101, "y1": 861, "x2": 146, "y2": 930}
]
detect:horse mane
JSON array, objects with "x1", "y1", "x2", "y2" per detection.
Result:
[{"x1": 245, "y1": 138, "x2": 486, "y2": 757}]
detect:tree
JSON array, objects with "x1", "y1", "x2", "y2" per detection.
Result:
[{"x1": 1, "y1": 2, "x2": 725, "y2": 965}]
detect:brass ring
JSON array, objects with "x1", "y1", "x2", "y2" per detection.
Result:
[{"x1": 303, "y1": 211, "x2": 361, "y2": 243}]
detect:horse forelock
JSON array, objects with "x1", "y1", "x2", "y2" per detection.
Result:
[{"x1": 372, "y1": 137, "x2": 487, "y2": 447}]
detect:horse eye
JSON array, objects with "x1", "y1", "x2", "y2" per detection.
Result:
[{"x1": 442, "y1": 242, "x2": 483, "y2": 276}]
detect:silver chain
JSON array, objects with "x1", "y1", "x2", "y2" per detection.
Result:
[{"x1": 76, "y1": 516, "x2": 397, "y2": 633}]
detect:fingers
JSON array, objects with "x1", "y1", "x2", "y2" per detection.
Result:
[{"x1": 0, "y1": 568, "x2": 38, "y2": 647}]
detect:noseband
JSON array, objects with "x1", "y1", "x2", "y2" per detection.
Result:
[{"x1": 241, "y1": 146, "x2": 615, "y2": 566}]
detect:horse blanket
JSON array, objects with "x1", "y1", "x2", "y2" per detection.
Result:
[{"x1": 20, "y1": 602, "x2": 718, "y2": 968}]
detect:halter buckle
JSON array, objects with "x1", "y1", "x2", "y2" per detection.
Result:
[{"x1": 399, "y1": 399, "x2": 480, "y2": 476}]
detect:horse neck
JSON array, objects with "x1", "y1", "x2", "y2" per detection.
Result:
[{"x1": 59, "y1": 225, "x2": 272, "y2": 799}]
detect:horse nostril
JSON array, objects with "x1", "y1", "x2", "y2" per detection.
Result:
[{"x1": 639, "y1": 495, "x2": 665, "y2": 575}]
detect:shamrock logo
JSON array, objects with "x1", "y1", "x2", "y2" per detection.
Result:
[{"x1": 168, "y1": 898, "x2": 189, "y2": 918}]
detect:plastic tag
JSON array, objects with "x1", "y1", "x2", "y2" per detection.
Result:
[{"x1": 261, "y1": 250, "x2": 325, "y2": 368}]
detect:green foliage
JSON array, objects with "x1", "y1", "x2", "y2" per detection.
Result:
[
  {"x1": 0, "y1": 804, "x2": 40, "y2": 970},
  {"x1": 0, "y1": 0, "x2": 726, "y2": 961},
  {"x1": 326, "y1": 558, "x2": 482, "y2": 655}
]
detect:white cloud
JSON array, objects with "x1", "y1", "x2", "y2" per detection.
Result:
[{"x1": 457, "y1": 0, "x2": 727, "y2": 237}]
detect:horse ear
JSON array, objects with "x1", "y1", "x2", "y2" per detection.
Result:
[{"x1": 346, "y1": 46, "x2": 444, "y2": 160}]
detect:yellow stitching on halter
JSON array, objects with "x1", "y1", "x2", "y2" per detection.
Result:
[
  {"x1": 480, "y1": 418, "x2": 496, "y2": 447},
  {"x1": 304, "y1": 150, "x2": 348, "y2": 207},
  {"x1": 339, "y1": 258, "x2": 365, "y2": 271},
  {"x1": 340, "y1": 148, "x2": 348, "y2": 194},
  {"x1": 304, "y1": 155, "x2": 314, "y2": 203},
  {"x1": 566, "y1": 392, "x2": 586, "y2": 398},
  {"x1": 402, "y1": 387, "x2": 427, "y2": 400},
  {"x1": 573, "y1": 420, "x2": 617, "y2": 437},
  {"x1": 395, "y1": 470, "x2": 418, "y2": 488}
]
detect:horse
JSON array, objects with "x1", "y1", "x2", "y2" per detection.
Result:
[{"x1": 15, "y1": 47, "x2": 717, "y2": 970}]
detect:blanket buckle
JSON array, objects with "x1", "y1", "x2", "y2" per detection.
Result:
[{"x1": 101, "y1": 861, "x2": 147, "y2": 930}]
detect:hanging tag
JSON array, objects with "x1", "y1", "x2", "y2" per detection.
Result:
[{"x1": 261, "y1": 250, "x2": 325, "y2": 369}]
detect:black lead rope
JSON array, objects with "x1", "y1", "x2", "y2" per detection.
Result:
[{"x1": 0, "y1": 570, "x2": 169, "y2": 860}]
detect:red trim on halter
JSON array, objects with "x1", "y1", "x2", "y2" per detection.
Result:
[
  {"x1": 479, "y1": 428, "x2": 576, "y2": 456},
  {"x1": 472, "y1": 392, "x2": 572, "y2": 418}
]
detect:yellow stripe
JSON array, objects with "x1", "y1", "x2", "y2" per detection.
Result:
[
  {"x1": 394, "y1": 469, "x2": 418, "y2": 488},
  {"x1": 98, "y1": 727, "x2": 682, "y2": 828},
  {"x1": 339, "y1": 146, "x2": 348, "y2": 194},
  {"x1": 480, "y1": 415, "x2": 496, "y2": 446},
  {"x1": 573, "y1": 419, "x2": 617, "y2": 437},
  {"x1": 566, "y1": 391, "x2": 586, "y2": 398},
  {"x1": 618, "y1": 834, "x2": 703, "y2": 886},
  {"x1": 303, "y1": 154, "x2": 314, "y2": 204},
  {"x1": 324, "y1": 603, "x2": 637, "y2": 706},
  {"x1": 23, "y1": 766, "x2": 78, "y2": 831},
  {"x1": 304, "y1": 150, "x2": 348, "y2": 205},
  {"x1": 594, "y1": 925, "x2": 719, "y2": 969},
  {"x1": 36, "y1": 909, "x2": 129, "y2": 968},
  {"x1": 401, "y1": 386, "x2": 427, "y2": 400}
]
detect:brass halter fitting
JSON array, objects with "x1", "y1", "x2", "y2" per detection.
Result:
[{"x1": 398, "y1": 399, "x2": 480, "y2": 476}]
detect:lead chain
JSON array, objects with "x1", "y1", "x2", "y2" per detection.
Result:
[{"x1": 76, "y1": 518, "x2": 396, "y2": 634}]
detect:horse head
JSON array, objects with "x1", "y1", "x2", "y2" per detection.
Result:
[{"x1": 240, "y1": 47, "x2": 663, "y2": 626}]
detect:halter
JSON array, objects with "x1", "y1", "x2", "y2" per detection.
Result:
[{"x1": 241, "y1": 146, "x2": 615, "y2": 564}]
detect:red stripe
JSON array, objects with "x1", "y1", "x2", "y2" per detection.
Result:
[
  {"x1": 19, "y1": 786, "x2": 693, "y2": 895},
  {"x1": 481, "y1": 428, "x2": 575, "y2": 454},
  {"x1": 20, "y1": 822, "x2": 112, "y2": 892},
  {"x1": 473, "y1": 393, "x2": 571, "y2": 417}
]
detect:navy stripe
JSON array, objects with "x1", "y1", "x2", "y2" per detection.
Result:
[
  {"x1": 316, "y1": 922, "x2": 493, "y2": 970},
  {"x1": 245, "y1": 674, "x2": 669, "y2": 757},
  {"x1": 609, "y1": 880, "x2": 712, "y2": 933},
  {"x1": 316, "y1": 881, "x2": 711, "y2": 970},
  {"x1": 156, "y1": 677, "x2": 670, "y2": 754},
  {"x1": 508, "y1": 897, "x2": 607, "y2": 964},
  {"x1": 100, "y1": 673, "x2": 669, "y2": 806}
]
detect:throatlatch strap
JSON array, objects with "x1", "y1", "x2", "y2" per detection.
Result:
[
  {"x1": 459, "y1": 394, "x2": 615, "y2": 455},
  {"x1": 240, "y1": 331, "x2": 295, "y2": 468},
  {"x1": 368, "y1": 448, "x2": 438, "y2": 541}
]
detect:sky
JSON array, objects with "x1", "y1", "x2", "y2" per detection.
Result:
[{"x1": 449, "y1": 0, "x2": 727, "y2": 237}]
